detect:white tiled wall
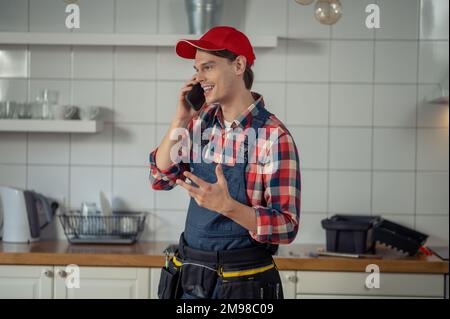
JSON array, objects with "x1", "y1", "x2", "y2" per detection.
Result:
[{"x1": 0, "y1": 0, "x2": 448, "y2": 246}]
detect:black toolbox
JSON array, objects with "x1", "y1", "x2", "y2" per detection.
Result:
[
  {"x1": 321, "y1": 215, "x2": 429, "y2": 256},
  {"x1": 373, "y1": 218, "x2": 428, "y2": 256},
  {"x1": 321, "y1": 215, "x2": 381, "y2": 254}
]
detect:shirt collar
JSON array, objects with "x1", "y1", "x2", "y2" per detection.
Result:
[{"x1": 213, "y1": 92, "x2": 265, "y2": 129}]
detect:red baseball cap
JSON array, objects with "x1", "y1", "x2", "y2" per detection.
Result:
[{"x1": 175, "y1": 26, "x2": 256, "y2": 66}]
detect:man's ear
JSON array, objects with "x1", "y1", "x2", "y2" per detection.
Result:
[{"x1": 234, "y1": 56, "x2": 247, "y2": 76}]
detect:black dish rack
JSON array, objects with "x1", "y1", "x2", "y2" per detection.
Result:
[{"x1": 59, "y1": 211, "x2": 146, "y2": 244}]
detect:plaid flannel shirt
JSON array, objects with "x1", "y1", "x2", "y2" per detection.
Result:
[{"x1": 149, "y1": 93, "x2": 301, "y2": 244}]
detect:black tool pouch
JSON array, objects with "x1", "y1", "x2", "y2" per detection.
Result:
[
  {"x1": 218, "y1": 267, "x2": 284, "y2": 299},
  {"x1": 180, "y1": 261, "x2": 218, "y2": 299},
  {"x1": 158, "y1": 246, "x2": 181, "y2": 299},
  {"x1": 157, "y1": 265, "x2": 180, "y2": 299}
]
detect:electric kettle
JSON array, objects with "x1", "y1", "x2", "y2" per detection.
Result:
[{"x1": 0, "y1": 185, "x2": 58, "y2": 243}]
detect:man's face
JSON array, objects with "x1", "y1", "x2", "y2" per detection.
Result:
[{"x1": 193, "y1": 50, "x2": 237, "y2": 105}]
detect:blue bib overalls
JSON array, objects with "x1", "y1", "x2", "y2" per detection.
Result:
[
  {"x1": 184, "y1": 103, "x2": 272, "y2": 251},
  {"x1": 158, "y1": 103, "x2": 283, "y2": 299}
]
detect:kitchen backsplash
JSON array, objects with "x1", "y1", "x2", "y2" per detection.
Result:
[{"x1": 0, "y1": 0, "x2": 448, "y2": 245}]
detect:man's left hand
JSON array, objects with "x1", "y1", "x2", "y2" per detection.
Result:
[{"x1": 176, "y1": 164, "x2": 234, "y2": 215}]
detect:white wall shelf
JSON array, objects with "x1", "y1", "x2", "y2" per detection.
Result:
[
  {"x1": 0, "y1": 119, "x2": 103, "y2": 133},
  {"x1": 0, "y1": 32, "x2": 278, "y2": 48}
]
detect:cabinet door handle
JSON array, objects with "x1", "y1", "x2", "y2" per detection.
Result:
[
  {"x1": 44, "y1": 270, "x2": 54, "y2": 278},
  {"x1": 287, "y1": 275, "x2": 298, "y2": 283},
  {"x1": 58, "y1": 270, "x2": 68, "y2": 278}
]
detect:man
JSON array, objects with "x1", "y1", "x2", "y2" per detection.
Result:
[{"x1": 149, "y1": 26, "x2": 301, "y2": 299}]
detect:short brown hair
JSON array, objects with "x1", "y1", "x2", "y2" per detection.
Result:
[{"x1": 198, "y1": 49, "x2": 254, "y2": 90}]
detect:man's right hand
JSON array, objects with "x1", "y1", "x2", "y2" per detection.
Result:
[
  {"x1": 155, "y1": 76, "x2": 202, "y2": 171},
  {"x1": 174, "y1": 75, "x2": 203, "y2": 126}
]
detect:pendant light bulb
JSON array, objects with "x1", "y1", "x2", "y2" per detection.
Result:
[
  {"x1": 314, "y1": 0, "x2": 342, "y2": 25},
  {"x1": 295, "y1": 0, "x2": 315, "y2": 5}
]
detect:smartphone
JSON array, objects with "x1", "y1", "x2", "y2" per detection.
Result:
[{"x1": 185, "y1": 83, "x2": 205, "y2": 111}]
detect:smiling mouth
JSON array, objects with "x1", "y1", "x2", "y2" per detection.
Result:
[{"x1": 202, "y1": 85, "x2": 214, "y2": 96}]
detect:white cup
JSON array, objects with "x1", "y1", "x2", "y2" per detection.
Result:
[
  {"x1": 51, "y1": 105, "x2": 66, "y2": 120},
  {"x1": 80, "y1": 106, "x2": 100, "y2": 121}
]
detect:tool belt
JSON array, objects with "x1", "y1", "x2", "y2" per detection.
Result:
[{"x1": 158, "y1": 234, "x2": 283, "y2": 299}]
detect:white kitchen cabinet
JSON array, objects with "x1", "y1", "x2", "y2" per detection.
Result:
[
  {"x1": 279, "y1": 270, "x2": 297, "y2": 299},
  {"x1": 2, "y1": 265, "x2": 446, "y2": 299},
  {"x1": 0, "y1": 265, "x2": 150, "y2": 299},
  {"x1": 0, "y1": 265, "x2": 53, "y2": 299},
  {"x1": 446, "y1": 274, "x2": 449, "y2": 299},
  {"x1": 296, "y1": 271, "x2": 445, "y2": 299},
  {"x1": 150, "y1": 267, "x2": 162, "y2": 299},
  {"x1": 54, "y1": 266, "x2": 150, "y2": 299}
]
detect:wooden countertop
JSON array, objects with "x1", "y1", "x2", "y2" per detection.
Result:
[{"x1": 0, "y1": 241, "x2": 448, "y2": 274}]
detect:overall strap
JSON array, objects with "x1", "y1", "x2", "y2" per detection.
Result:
[{"x1": 242, "y1": 105, "x2": 272, "y2": 163}]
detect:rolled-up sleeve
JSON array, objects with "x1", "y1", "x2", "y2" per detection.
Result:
[
  {"x1": 249, "y1": 132, "x2": 301, "y2": 244},
  {"x1": 148, "y1": 148, "x2": 189, "y2": 190}
]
